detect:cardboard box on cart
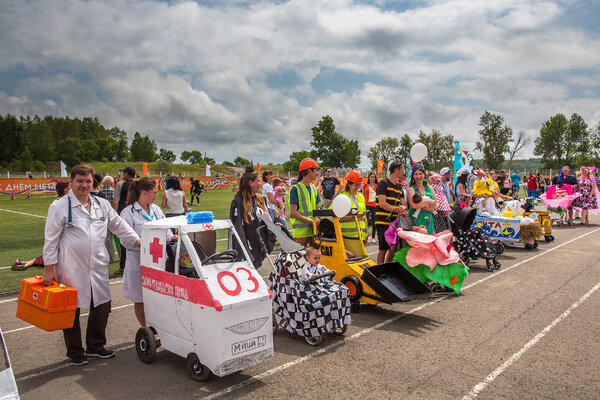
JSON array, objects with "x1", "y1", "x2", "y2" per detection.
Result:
[{"x1": 137, "y1": 215, "x2": 273, "y2": 380}]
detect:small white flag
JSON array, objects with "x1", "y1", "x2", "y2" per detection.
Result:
[
  {"x1": 205, "y1": 164, "x2": 211, "y2": 177},
  {"x1": 60, "y1": 161, "x2": 67, "y2": 178}
]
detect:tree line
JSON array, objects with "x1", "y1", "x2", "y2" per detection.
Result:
[
  {"x1": 0, "y1": 114, "x2": 174, "y2": 171},
  {"x1": 2, "y1": 110, "x2": 598, "y2": 173},
  {"x1": 322, "y1": 111, "x2": 600, "y2": 174}
]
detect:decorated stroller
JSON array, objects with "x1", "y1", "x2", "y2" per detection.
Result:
[
  {"x1": 521, "y1": 197, "x2": 555, "y2": 242},
  {"x1": 258, "y1": 215, "x2": 351, "y2": 346},
  {"x1": 448, "y1": 207, "x2": 501, "y2": 272},
  {"x1": 544, "y1": 184, "x2": 580, "y2": 226}
]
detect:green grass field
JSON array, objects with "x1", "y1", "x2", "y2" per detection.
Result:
[
  {"x1": 0, "y1": 189, "x2": 238, "y2": 293},
  {"x1": 0, "y1": 185, "x2": 528, "y2": 294}
]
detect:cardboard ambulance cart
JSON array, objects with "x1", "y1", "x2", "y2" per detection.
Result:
[{"x1": 136, "y1": 215, "x2": 273, "y2": 381}]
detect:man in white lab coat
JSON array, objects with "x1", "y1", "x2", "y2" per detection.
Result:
[{"x1": 43, "y1": 164, "x2": 141, "y2": 366}]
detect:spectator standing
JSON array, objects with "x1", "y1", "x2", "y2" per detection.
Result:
[
  {"x1": 510, "y1": 170, "x2": 521, "y2": 198},
  {"x1": 112, "y1": 166, "x2": 136, "y2": 276},
  {"x1": 538, "y1": 173, "x2": 546, "y2": 195},
  {"x1": 121, "y1": 178, "x2": 173, "y2": 327},
  {"x1": 454, "y1": 170, "x2": 471, "y2": 205},
  {"x1": 375, "y1": 161, "x2": 407, "y2": 264},
  {"x1": 430, "y1": 173, "x2": 452, "y2": 233},
  {"x1": 91, "y1": 173, "x2": 103, "y2": 196},
  {"x1": 336, "y1": 171, "x2": 368, "y2": 241},
  {"x1": 43, "y1": 165, "x2": 140, "y2": 366},
  {"x1": 97, "y1": 176, "x2": 116, "y2": 263},
  {"x1": 571, "y1": 167, "x2": 598, "y2": 225},
  {"x1": 230, "y1": 167, "x2": 273, "y2": 268},
  {"x1": 363, "y1": 172, "x2": 378, "y2": 242},
  {"x1": 551, "y1": 170, "x2": 561, "y2": 185},
  {"x1": 439, "y1": 167, "x2": 453, "y2": 204},
  {"x1": 555, "y1": 166, "x2": 579, "y2": 223},
  {"x1": 497, "y1": 170, "x2": 509, "y2": 195},
  {"x1": 162, "y1": 174, "x2": 171, "y2": 189},
  {"x1": 12, "y1": 180, "x2": 70, "y2": 271},
  {"x1": 271, "y1": 177, "x2": 288, "y2": 228},
  {"x1": 318, "y1": 168, "x2": 342, "y2": 209},
  {"x1": 407, "y1": 167, "x2": 437, "y2": 234},
  {"x1": 261, "y1": 170, "x2": 280, "y2": 222},
  {"x1": 289, "y1": 158, "x2": 322, "y2": 246},
  {"x1": 161, "y1": 177, "x2": 190, "y2": 217},
  {"x1": 190, "y1": 177, "x2": 203, "y2": 205},
  {"x1": 526, "y1": 170, "x2": 539, "y2": 198}
]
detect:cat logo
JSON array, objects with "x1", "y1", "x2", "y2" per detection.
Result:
[
  {"x1": 357, "y1": 262, "x2": 371, "y2": 270},
  {"x1": 320, "y1": 245, "x2": 333, "y2": 257}
]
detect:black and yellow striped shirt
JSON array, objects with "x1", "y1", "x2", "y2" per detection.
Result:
[{"x1": 375, "y1": 178, "x2": 404, "y2": 226}]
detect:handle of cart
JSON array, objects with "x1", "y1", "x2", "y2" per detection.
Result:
[{"x1": 256, "y1": 214, "x2": 304, "y2": 274}]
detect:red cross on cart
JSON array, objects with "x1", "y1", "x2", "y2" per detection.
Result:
[{"x1": 149, "y1": 237, "x2": 164, "y2": 264}]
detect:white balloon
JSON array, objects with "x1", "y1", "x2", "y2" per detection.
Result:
[
  {"x1": 410, "y1": 143, "x2": 428, "y2": 162},
  {"x1": 331, "y1": 195, "x2": 352, "y2": 218}
]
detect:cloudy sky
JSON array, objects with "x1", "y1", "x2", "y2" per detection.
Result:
[{"x1": 1, "y1": 0, "x2": 599, "y2": 166}]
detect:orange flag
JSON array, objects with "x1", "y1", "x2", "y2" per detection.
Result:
[
  {"x1": 142, "y1": 162, "x2": 149, "y2": 176},
  {"x1": 257, "y1": 163, "x2": 263, "y2": 173},
  {"x1": 377, "y1": 159, "x2": 383, "y2": 175}
]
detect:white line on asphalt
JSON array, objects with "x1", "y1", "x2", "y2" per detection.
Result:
[
  {"x1": 462, "y1": 280, "x2": 600, "y2": 400},
  {"x1": 200, "y1": 227, "x2": 600, "y2": 400},
  {"x1": 0, "y1": 208, "x2": 46, "y2": 218},
  {"x1": 16, "y1": 344, "x2": 136, "y2": 382},
  {"x1": 4, "y1": 302, "x2": 134, "y2": 335}
]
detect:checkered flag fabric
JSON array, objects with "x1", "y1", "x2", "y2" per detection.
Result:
[{"x1": 268, "y1": 251, "x2": 351, "y2": 338}]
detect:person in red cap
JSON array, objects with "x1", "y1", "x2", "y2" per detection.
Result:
[
  {"x1": 289, "y1": 158, "x2": 322, "y2": 246},
  {"x1": 334, "y1": 170, "x2": 368, "y2": 241}
]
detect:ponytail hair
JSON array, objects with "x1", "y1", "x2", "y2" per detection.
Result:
[
  {"x1": 238, "y1": 166, "x2": 267, "y2": 223},
  {"x1": 126, "y1": 178, "x2": 157, "y2": 206}
]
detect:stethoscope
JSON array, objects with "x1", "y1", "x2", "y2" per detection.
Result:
[
  {"x1": 66, "y1": 195, "x2": 106, "y2": 229},
  {"x1": 129, "y1": 204, "x2": 157, "y2": 230}
]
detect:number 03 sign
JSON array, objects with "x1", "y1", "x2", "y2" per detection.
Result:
[{"x1": 217, "y1": 267, "x2": 259, "y2": 297}]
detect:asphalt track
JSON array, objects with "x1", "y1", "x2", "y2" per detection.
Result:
[{"x1": 2, "y1": 218, "x2": 600, "y2": 399}]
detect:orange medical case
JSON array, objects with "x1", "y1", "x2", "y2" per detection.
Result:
[{"x1": 16, "y1": 276, "x2": 78, "y2": 331}]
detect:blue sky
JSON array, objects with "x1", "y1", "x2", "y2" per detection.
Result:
[{"x1": 0, "y1": 0, "x2": 599, "y2": 167}]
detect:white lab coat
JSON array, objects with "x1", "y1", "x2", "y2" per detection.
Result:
[
  {"x1": 43, "y1": 191, "x2": 140, "y2": 308},
  {"x1": 120, "y1": 202, "x2": 171, "y2": 302}
]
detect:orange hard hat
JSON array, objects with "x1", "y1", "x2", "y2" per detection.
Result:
[
  {"x1": 299, "y1": 158, "x2": 319, "y2": 171},
  {"x1": 346, "y1": 170, "x2": 363, "y2": 183}
]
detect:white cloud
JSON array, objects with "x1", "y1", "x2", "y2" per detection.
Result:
[{"x1": 0, "y1": 0, "x2": 599, "y2": 164}]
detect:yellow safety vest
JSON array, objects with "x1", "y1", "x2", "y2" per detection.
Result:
[
  {"x1": 337, "y1": 192, "x2": 367, "y2": 240},
  {"x1": 290, "y1": 182, "x2": 318, "y2": 238}
]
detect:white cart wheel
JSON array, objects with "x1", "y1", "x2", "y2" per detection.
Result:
[{"x1": 186, "y1": 353, "x2": 212, "y2": 382}]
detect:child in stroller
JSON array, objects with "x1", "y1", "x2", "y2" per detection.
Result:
[
  {"x1": 301, "y1": 246, "x2": 334, "y2": 283},
  {"x1": 448, "y1": 207, "x2": 501, "y2": 272},
  {"x1": 259, "y1": 215, "x2": 352, "y2": 346}
]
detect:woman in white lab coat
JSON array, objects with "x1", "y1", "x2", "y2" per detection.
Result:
[{"x1": 121, "y1": 178, "x2": 175, "y2": 326}]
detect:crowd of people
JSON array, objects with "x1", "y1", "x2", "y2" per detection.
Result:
[
  {"x1": 272, "y1": 159, "x2": 599, "y2": 257},
  {"x1": 12, "y1": 159, "x2": 597, "y2": 367}
]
